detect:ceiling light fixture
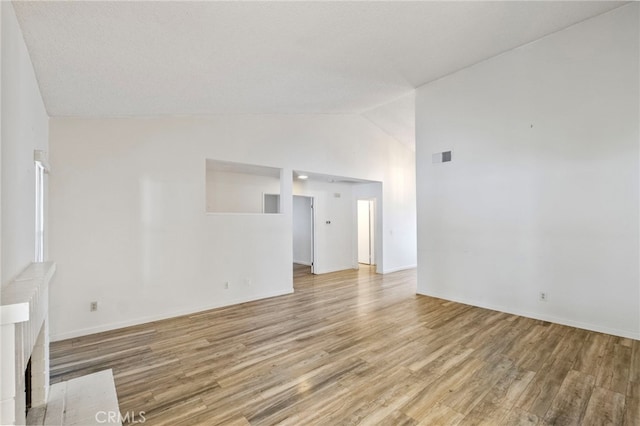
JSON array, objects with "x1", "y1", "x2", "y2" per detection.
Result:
[{"x1": 298, "y1": 174, "x2": 308, "y2": 180}]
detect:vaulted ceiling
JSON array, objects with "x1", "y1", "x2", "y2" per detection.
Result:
[{"x1": 13, "y1": 1, "x2": 625, "y2": 148}]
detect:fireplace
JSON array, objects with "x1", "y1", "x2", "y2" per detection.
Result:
[
  {"x1": 1, "y1": 262, "x2": 55, "y2": 425},
  {"x1": 25, "y1": 358, "x2": 32, "y2": 417}
]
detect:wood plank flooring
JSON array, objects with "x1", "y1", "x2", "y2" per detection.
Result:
[{"x1": 50, "y1": 265, "x2": 639, "y2": 425}]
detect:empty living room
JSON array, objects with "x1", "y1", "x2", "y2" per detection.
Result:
[{"x1": 1, "y1": 1, "x2": 638, "y2": 425}]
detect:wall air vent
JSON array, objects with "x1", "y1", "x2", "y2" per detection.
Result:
[{"x1": 432, "y1": 151, "x2": 452, "y2": 164}]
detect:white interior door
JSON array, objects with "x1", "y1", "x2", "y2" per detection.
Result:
[{"x1": 293, "y1": 196, "x2": 314, "y2": 271}]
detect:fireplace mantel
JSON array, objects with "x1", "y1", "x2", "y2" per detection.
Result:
[{"x1": 1, "y1": 261, "x2": 56, "y2": 425}]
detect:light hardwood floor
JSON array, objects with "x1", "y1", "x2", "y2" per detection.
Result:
[{"x1": 51, "y1": 265, "x2": 639, "y2": 425}]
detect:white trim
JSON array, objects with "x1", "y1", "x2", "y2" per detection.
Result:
[
  {"x1": 381, "y1": 264, "x2": 417, "y2": 274},
  {"x1": 50, "y1": 287, "x2": 294, "y2": 341},
  {"x1": 0, "y1": 303, "x2": 29, "y2": 325},
  {"x1": 417, "y1": 290, "x2": 640, "y2": 341},
  {"x1": 205, "y1": 212, "x2": 284, "y2": 216}
]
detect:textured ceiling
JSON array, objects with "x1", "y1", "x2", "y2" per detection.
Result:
[{"x1": 13, "y1": 1, "x2": 625, "y2": 146}]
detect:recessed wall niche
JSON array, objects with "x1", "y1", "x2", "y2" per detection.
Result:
[{"x1": 206, "y1": 159, "x2": 282, "y2": 214}]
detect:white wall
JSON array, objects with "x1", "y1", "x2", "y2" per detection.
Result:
[
  {"x1": 416, "y1": 4, "x2": 639, "y2": 339},
  {"x1": 49, "y1": 114, "x2": 416, "y2": 339},
  {"x1": 0, "y1": 9, "x2": 50, "y2": 422},
  {"x1": 292, "y1": 195, "x2": 312, "y2": 265},
  {"x1": 1, "y1": 2, "x2": 49, "y2": 286}
]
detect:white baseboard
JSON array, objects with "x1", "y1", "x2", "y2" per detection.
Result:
[
  {"x1": 381, "y1": 264, "x2": 417, "y2": 274},
  {"x1": 51, "y1": 288, "x2": 294, "y2": 341},
  {"x1": 293, "y1": 260, "x2": 312, "y2": 266},
  {"x1": 417, "y1": 290, "x2": 640, "y2": 341}
]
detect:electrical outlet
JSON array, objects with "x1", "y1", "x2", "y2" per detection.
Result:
[
  {"x1": 224, "y1": 281, "x2": 229, "y2": 290},
  {"x1": 539, "y1": 292, "x2": 548, "y2": 302},
  {"x1": 90, "y1": 301, "x2": 98, "y2": 311}
]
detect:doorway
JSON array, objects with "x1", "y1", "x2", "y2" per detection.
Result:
[
  {"x1": 293, "y1": 195, "x2": 315, "y2": 274},
  {"x1": 263, "y1": 193, "x2": 280, "y2": 213},
  {"x1": 357, "y1": 199, "x2": 375, "y2": 265}
]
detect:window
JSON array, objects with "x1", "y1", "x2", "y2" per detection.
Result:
[{"x1": 34, "y1": 150, "x2": 48, "y2": 262}]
